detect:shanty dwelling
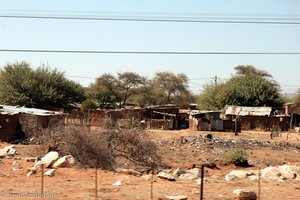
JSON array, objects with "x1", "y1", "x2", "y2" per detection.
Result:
[
  {"x1": 224, "y1": 105, "x2": 290, "y2": 132},
  {"x1": 189, "y1": 110, "x2": 223, "y2": 131},
  {"x1": 0, "y1": 105, "x2": 64, "y2": 143},
  {"x1": 89, "y1": 108, "x2": 144, "y2": 128},
  {"x1": 178, "y1": 109, "x2": 191, "y2": 129},
  {"x1": 285, "y1": 101, "x2": 300, "y2": 132},
  {"x1": 144, "y1": 105, "x2": 179, "y2": 130}
]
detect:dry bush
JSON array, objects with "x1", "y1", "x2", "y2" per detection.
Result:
[
  {"x1": 64, "y1": 125, "x2": 115, "y2": 169},
  {"x1": 104, "y1": 118, "x2": 160, "y2": 167},
  {"x1": 35, "y1": 118, "x2": 160, "y2": 170}
]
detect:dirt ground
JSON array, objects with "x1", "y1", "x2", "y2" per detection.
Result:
[{"x1": 0, "y1": 130, "x2": 300, "y2": 200}]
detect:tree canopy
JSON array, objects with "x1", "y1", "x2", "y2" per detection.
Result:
[
  {"x1": 87, "y1": 71, "x2": 194, "y2": 107},
  {"x1": 0, "y1": 61, "x2": 85, "y2": 109},
  {"x1": 198, "y1": 65, "x2": 283, "y2": 110}
]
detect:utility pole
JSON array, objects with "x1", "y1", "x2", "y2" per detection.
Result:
[{"x1": 214, "y1": 75, "x2": 217, "y2": 86}]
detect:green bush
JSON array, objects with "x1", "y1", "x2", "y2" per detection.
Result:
[
  {"x1": 80, "y1": 99, "x2": 97, "y2": 112},
  {"x1": 222, "y1": 148, "x2": 248, "y2": 166}
]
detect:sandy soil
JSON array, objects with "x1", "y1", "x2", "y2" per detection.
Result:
[{"x1": 0, "y1": 130, "x2": 300, "y2": 200}]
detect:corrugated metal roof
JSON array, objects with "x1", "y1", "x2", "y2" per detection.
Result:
[
  {"x1": 0, "y1": 105, "x2": 64, "y2": 116},
  {"x1": 225, "y1": 105, "x2": 272, "y2": 116}
]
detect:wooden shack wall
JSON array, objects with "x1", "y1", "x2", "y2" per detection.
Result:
[
  {"x1": 0, "y1": 114, "x2": 19, "y2": 142},
  {"x1": 90, "y1": 109, "x2": 144, "y2": 127},
  {"x1": 19, "y1": 114, "x2": 64, "y2": 138},
  {"x1": 240, "y1": 116, "x2": 290, "y2": 131}
]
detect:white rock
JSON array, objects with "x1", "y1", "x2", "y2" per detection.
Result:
[
  {"x1": 53, "y1": 155, "x2": 75, "y2": 168},
  {"x1": 225, "y1": 174, "x2": 238, "y2": 181},
  {"x1": 229, "y1": 170, "x2": 247, "y2": 179},
  {"x1": 12, "y1": 161, "x2": 22, "y2": 171},
  {"x1": 44, "y1": 169, "x2": 56, "y2": 177},
  {"x1": 26, "y1": 166, "x2": 40, "y2": 176},
  {"x1": 166, "y1": 195, "x2": 188, "y2": 200},
  {"x1": 187, "y1": 168, "x2": 201, "y2": 174},
  {"x1": 277, "y1": 165, "x2": 297, "y2": 179},
  {"x1": 179, "y1": 173, "x2": 199, "y2": 180},
  {"x1": 172, "y1": 167, "x2": 186, "y2": 177},
  {"x1": 40, "y1": 151, "x2": 59, "y2": 168},
  {"x1": 248, "y1": 175, "x2": 259, "y2": 182},
  {"x1": 261, "y1": 166, "x2": 285, "y2": 182},
  {"x1": 157, "y1": 171, "x2": 176, "y2": 181},
  {"x1": 0, "y1": 145, "x2": 16, "y2": 157},
  {"x1": 113, "y1": 180, "x2": 122, "y2": 186}
]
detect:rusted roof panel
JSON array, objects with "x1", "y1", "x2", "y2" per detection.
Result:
[
  {"x1": 0, "y1": 105, "x2": 64, "y2": 116},
  {"x1": 225, "y1": 105, "x2": 272, "y2": 116}
]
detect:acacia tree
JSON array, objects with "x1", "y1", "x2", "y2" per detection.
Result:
[
  {"x1": 87, "y1": 74, "x2": 120, "y2": 108},
  {"x1": 87, "y1": 72, "x2": 145, "y2": 108},
  {"x1": 0, "y1": 61, "x2": 85, "y2": 109},
  {"x1": 117, "y1": 72, "x2": 145, "y2": 107},
  {"x1": 153, "y1": 72, "x2": 191, "y2": 105},
  {"x1": 198, "y1": 65, "x2": 283, "y2": 110}
]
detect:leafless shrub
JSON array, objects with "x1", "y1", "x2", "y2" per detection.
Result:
[
  {"x1": 35, "y1": 117, "x2": 160, "y2": 169},
  {"x1": 104, "y1": 118, "x2": 160, "y2": 167}
]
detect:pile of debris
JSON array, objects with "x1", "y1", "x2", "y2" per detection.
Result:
[{"x1": 159, "y1": 135, "x2": 300, "y2": 152}]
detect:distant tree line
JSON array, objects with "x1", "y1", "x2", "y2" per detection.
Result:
[{"x1": 0, "y1": 62, "x2": 293, "y2": 110}]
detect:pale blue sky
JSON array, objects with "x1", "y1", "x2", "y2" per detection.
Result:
[{"x1": 0, "y1": 0, "x2": 300, "y2": 95}]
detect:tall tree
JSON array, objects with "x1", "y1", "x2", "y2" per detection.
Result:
[
  {"x1": 87, "y1": 74, "x2": 120, "y2": 108},
  {"x1": 0, "y1": 61, "x2": 85, "y2": 109},
  {"x1": 234, "y1": 65, "x2": 272, "y2": 77},
  {"x1": 117, "y1": 72, "x2": 145, "y2": 107},
  {"x1": 87, "y1": 72, "x2": 145, "y2": 108},
  {"x1": 153, "y1": 72, "x2": 191, "y2": 105},
  {"x1": 197, "y1": 81, "x2": 228, "y2": 110},
  {"x1": 198, "y1": 66, "x2": 283, "y2": 110}
]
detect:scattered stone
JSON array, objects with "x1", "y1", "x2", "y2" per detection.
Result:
[
  {"x1": 26, "y1": 166, "x2": 40, "y2": 177},
  {"x1": 277, "y1": 165, "x2": 297, "y2": 179},
  {"x1": 261, "y1": 166, "x2": 285, "y2": 182},
  {"x1": 172, "y1": 167, "x2": 186, "y2": 177},
  {"x1": 225, "y1": 174, "x2": 239, "y2": 182},
  {"x1": 53, "y1": 155, "x2": 75, "y2": 168},
  {"x1": 165, "y1": 195, "x2": 188, "y2": 200},
  {"x1": 157, "y1": 171, "x2": 176, "y2": 181},
  {"x1": 248, "y1": 175, "x2": 259, "y2": 182},
  {"x1": 40, "y1": 151, "x2": 59, "y2": 168},
  {"x1": 12, "y1": 161, "x2": 22, "y2": 171},
  {"x1": 225, "y1": 170, "x2": 247, "y2": 181},
  {"x1": 179, "y1": 173, "x2": 199, "y2": 180},
  {"x1": 44, "y1": 169, "x2": 56, "y2": 177},
  {"x1": 0, "y1": 145, "x2": 16, "y2": 157},
  {"x1": 113, "y1": 180, "x2": 122, "y2": 186},
  {"x1": 233, "y1": 189, "x2": 257, "y2": 200}
]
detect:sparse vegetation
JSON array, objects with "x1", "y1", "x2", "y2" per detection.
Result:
[
  {"x1": 35, "y1": 118, "x2": 160, "y2": 169},
  {"x1": 222, "y1": 148, "x2": 249, "y2": 166}
]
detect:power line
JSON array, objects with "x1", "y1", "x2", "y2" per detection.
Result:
[
  {"x1": 1, "y1": 49, "x2": 300, "y2": 55},
  {"x1": 65, "y1": 75, "x2": 96, "y2": 79},
  {"x1": 1, "y1": 14, "x2": 300, "y2": 25},
  {"x1": 2, "y1": 9, "x2": 300, "y2": 18}
]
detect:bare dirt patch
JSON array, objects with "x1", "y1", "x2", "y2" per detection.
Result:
[{"x1": 0, "y1": 130, "x2": 300, "y2": 200}]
